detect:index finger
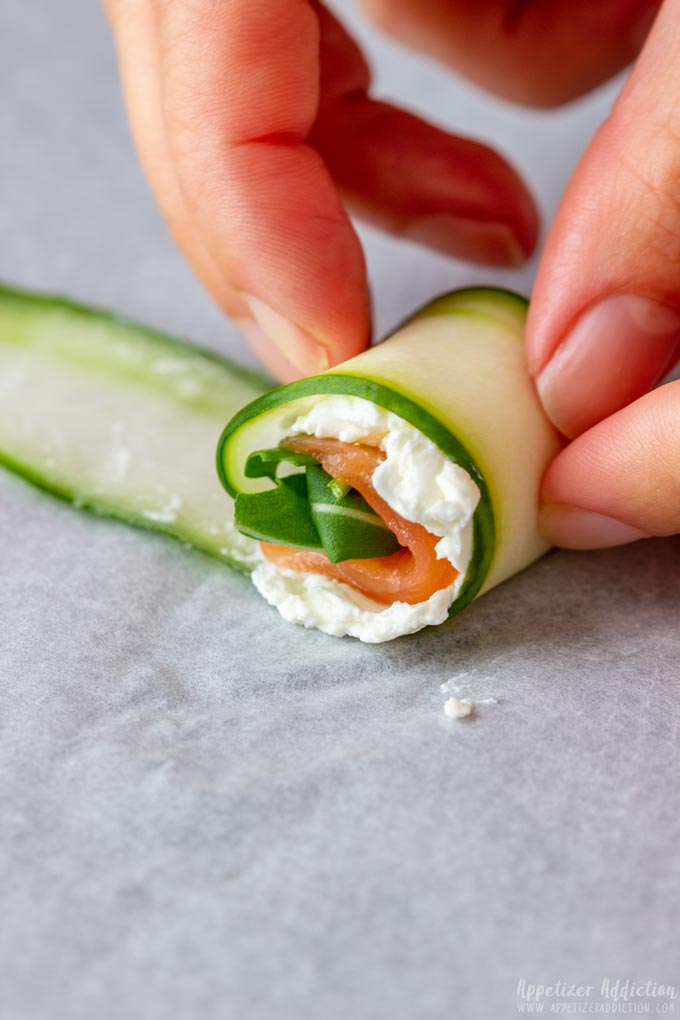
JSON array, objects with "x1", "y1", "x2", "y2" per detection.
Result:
[{"x1": 154, "y1": 0, "x2": 369, "y2": 377}]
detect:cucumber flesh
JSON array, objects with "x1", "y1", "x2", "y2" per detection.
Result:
[
  {"x1": 0, "y1": 286, "x2": 268, "y2": 571},
  {"x1": 218, "y1": 286, "x2": 561, "y2": 615},
  {"x1": 0, "y1": 284, "x2": 559, "y2": 632}
]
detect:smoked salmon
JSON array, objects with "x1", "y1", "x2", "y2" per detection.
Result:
[{"x1": 260, "y1": 436, "x2": 458, "y2": 606}]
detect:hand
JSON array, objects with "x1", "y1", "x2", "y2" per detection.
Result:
[
  {"x1": 525, "y1": 0, "x2": 680, "y2": 549},
  {"x1": 104, "y1": 0, "x2": 539, "y2": 381}
]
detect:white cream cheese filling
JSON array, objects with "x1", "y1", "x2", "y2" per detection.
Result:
[{"x1": 250, "y1": 394, "x2": 480, "y2": 643}]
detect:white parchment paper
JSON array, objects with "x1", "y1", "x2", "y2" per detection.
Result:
[{"x1": 1, "y1": 3, "x2": 679, "y2": 1018}]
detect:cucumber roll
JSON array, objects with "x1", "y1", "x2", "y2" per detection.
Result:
[
  {"x1": 218, "y1": 287, "x2": 562, "y2": 642},
  {"x1": 0, "y1": 284, "x2": 561, "y2": 643}
]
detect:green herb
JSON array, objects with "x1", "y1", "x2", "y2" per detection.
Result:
[
  {"x1": 306, "y1": 463, "x2": 400, "y2": 562},
  {"x1": 233, "y1": 446, "x2": 401, "y2": 561}
]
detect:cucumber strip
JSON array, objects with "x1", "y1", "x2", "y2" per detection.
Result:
[
  {"x1": 219, "y1": 375, "x2": 494, "y2": 613},
  {"x1": 218, "y1": 287, "x2": 563, "y2": 615},
  {"x1": 0, "y1": 283, "x2": 561, "y2": 635},
  {"x1": 0, "y1": 284, "x2": 269, "y2": 571}
]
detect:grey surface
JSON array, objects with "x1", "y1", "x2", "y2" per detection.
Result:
[{"x1": 1, "y1": 4, "x2": 679, "y2": 1019}]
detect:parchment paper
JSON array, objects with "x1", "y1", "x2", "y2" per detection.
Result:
[{"x1": 1, "y1": 4, "x2": 679, "y2": 1018}]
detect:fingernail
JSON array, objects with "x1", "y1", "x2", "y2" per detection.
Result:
[
  {"x1": 537, "y1": 295, "x2": 680, "y2": 437},
  {"x1": 240, "y1": 294, "x2": 330, "y2": 376},
  {"x1": 402, "y1": 215, "x2": 527, "y2": 267},
  {"x1": 234, "y1": 319, "x2": 298, "y2": 384},
  {"x1": 539, "y1": 504, "x2": 650, "y2": 550}
]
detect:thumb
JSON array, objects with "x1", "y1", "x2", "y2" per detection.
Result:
[
  {"x1": 539, "y1": 381, "x2": 680, "y2": 548},
  {"x1": 527, "y1": 0, "x2": 680, "y2": 440}
]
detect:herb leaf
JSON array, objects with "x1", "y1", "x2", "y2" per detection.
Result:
[
  {"x1": 307, "y1": 464, "x2": 401, "y2": 563},
  {"x1": 234, "y1": 446, "x2": 401, "y2": 561},
  {"x1": 244, "y1": 447, "x2": 318, "y2": 482},
  {"x1": 235, "y1": 473, "x2": 322, "y2": 550}
]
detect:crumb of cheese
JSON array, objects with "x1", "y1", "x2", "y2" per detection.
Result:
[{"x1": 443, "y1": 696, "x2": 474, "y2": 720}]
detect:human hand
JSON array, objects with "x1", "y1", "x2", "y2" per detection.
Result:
[
  {"x1": 104, "y1": 0, "x2": 539, "y2": 382},
  {"x1": 375, "y1": 0, "x2": 678, "y2": 552},
  {"x1": 524, "y1": 0, "x2": 680, "y2": 549}
]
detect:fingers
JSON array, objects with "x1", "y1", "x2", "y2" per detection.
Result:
[
  {"x1": 105, "y1": 0, "x2": 236, "y2": 314},
  {"x1": 358, "y1": 0, "x2": 660, "y2": 107},
  {"x1": 310, "y1": 3, "x2": 538, "y2": 264},
  {"x1": 539, "y1": 381, "x2": 680, "y2": 548},
  {"x1": 107, "y1": 0, "x2": 370, "y2": 380},
  {"x1": 527, "y1": 0, "x2": 680, "y2": 439},
  {"x1": 158, "y1": 0, "x2": 374, "y2": 377},
  {"x1": 107, "y1": 0, "x2": 539, "y2": 381},
  {"x1": 313, "y1": 101, "x2": 537, "y2": 265}
]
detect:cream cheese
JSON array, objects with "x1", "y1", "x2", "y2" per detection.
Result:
[
  {"x1": 251, "y1": 394, "x2": 480, "y2": 642},
  {"x1": 443, "y1": 696, "x2": 475, "y2": 720}
]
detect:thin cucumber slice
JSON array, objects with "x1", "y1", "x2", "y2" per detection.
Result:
[
  {"x1": 329, "y1": 287, "x2": 563, "y2": 596},
  {"x1": 0, "y1": 285, "x2": 269, "y2": 571},
  {"x1": 218, "y1": 374, "x2": 495, "y2": 614},
  {"x1": 0, "y1": 283, "x2": 561, "y2": 631},
  {"x1": 218, "y1": 287, "x2": 562, "y2": 614}
]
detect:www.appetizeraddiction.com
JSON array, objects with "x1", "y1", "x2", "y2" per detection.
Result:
[{"x1": 515, "y1": 979, "x2": 677, "y2": 1014}]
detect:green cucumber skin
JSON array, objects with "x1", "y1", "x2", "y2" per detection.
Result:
[
  {"x1": 0, "y1": 283, "x2": 270, "y2": 394},
  {"x1": 217, "y1": 286, "x2": 534, "y2": 615},
  {"x1": 0, "y1": 282, "x2": 522, "y2": 611},
  {"x1": 392, "y1": 285, "x2": 528, "y2": 337},
  {"x1": 0, "y1": 448, "x2": 256, "y2": 575},
  {"x1": 217, "y1": 373, "x2": 496, "y2": 618},
  {"x1": 0, "y1": 283, "x2": 270, "y2": 573}
]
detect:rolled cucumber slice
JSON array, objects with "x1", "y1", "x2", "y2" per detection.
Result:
[
  {"x1": 0, "y1": 283, "x2": 561, "y2": 625},
  {"x1": 0, "y1": 285, "x2": 268, "y2": 571},
  {"x1": 218, "y1": 287, "x2": 562, "y2": 614}
]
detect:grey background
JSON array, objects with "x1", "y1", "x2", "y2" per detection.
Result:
[{"x1": 1, "y1": 3, "x2": 678, "y2": 1019}]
